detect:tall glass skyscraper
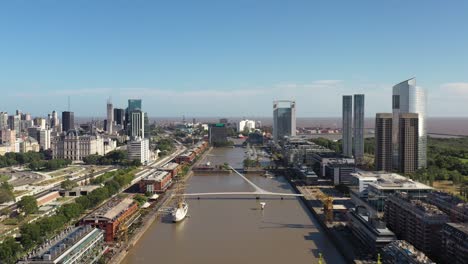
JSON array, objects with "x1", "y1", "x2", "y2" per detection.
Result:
[
  {"x1": 342, "y1": 95, "x2": 353, "y2": 157},
  {"x1": 353, "y1": 94, "x2": 365, "y2": 164},
  {"x1": 392, "y1": 78, "x2": 427, "y2": 169},
  {"x1": 273, "y1": 100, "x2": 296, "y2": 142},
  {"x1": 127, "y1": 99, "x2": 144, "y2": 138}
]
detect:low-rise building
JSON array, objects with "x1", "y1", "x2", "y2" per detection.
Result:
[
  {"x1": 51, "y1": 130, "x2": 110, "y2": 161},
  {"x1": 348, "y1": 207, "x2": 396, "y2": 254},
  {"x1": 324, "y1": 160, "x2": 356, "y2": 185},
  {"x1": 139, "y1": 170, "x2": 172, "y2": 194},
  {"x1": 19, "y1": 136, "x2": 41, "y2": 153},
  {"x1": 382, "y1": 240, "x2": 435, "y2": 264},
  {"x1": 440, "y1": 223, "x2": 468, "y2": 264},
  {"x1": 159, "y1": 162, "x2": 182, "y2": 177},
  {"x1": 18, "y1": 225, "x2": 106, "y2": 264},
  {"x1": 81, "y1": 196, "x2": 139, "y2": 242},
  {"x1": 59, "y1": 185, "x2": 100, "y2": 197}
]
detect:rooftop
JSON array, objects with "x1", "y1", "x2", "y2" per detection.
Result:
[
  {"x1": 143, "y1": 170, "x2": 170, "y2": 182},
  {"x1": 159, "y1": 162, "x2": 179, "y2": 171},
  {"x1": 85, "y1": 196, "x2": 136, "y2": 221},
  {"x1": 383, "y1": 240, "x2": 435, "y2": 263}
]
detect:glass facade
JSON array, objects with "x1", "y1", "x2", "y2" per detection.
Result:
[
  {"x1": 353, "y1": 94, "x2": 365, "y2": 164},
  {"x1": 273, "y1": 101, "x2": 296, "y2": 142},
  {"x1": 392, "y1": 78, "x2": 427, "y2": 169},
  {"x1": 342, "y1": 95, "x2": 353, "y2": 157}
]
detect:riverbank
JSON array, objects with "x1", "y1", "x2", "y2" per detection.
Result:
[
  {"x1": 284, "y1": 177, "x2": 359, "y2": 263},
  {"x1": 109, "y1": 147, "x2": 213, "y2": 264}
]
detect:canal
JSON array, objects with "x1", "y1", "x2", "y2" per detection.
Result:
[{"x1": 122, "y1": 147, "x2": 345, "y2": 264}]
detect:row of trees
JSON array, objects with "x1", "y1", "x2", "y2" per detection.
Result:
[
  {"x1": 0, "y1": 152, "x2": 46, "y2": 168},
  {"x1": 28, "y1": 159, "x2": 72, "y2": 171},
  {"x1": 156, "y1": 138, "x2": 175, "y2": 156},
  {"x1": 83, "y1": 150, "x2": 141, "y2": 167},
  {"x1": 0, "y1": 182, "x2": 15, "y2": 203},
  {"x1": 0, "y1": 167, "x2": 137, "y2": 264}
]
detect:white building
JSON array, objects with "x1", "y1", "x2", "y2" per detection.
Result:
[
  {"x1": 128, "y1": 137, "x2": 150, "y2": 164},
  {"x1": 51, "y1": 130, "x2": 115, "y2": 161},
  {"x1": 238, "y1": 119, "x2": 256, "y2": 133},
  {"x1": 39, "y1": 129, "x2": 51, "y2": 150}
]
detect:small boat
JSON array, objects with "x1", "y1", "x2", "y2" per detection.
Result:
[{"x1": 260, "y1": 202, "x2": 266, "y2": 210}]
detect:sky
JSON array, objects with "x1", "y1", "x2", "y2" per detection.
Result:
[{"x1": 0, "y1": 0, "x2": 467, "y2": 118}]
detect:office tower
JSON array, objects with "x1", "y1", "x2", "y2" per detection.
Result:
[
  {"x1": 127, "y1": 137, "x2": 150, "y2": 164},
  {"x1": 0, "y1": 112, "x2": 8, "y2": 130},
  {"x1": 392, "y1": 78, "x2": 427, "y2": 169},
  {"x1": 106, "y1": 99, "x2": 113, "y2": 134},
  {"x1": 34, "y1": 118, "x2": 46, "y2": 130},
  {"x1": 342, "y1": 95, "x2": 353, "y2": 157},
  {"x1": 62, "y1": 111, "x2": 75, "y2": 132},
  {"x1": 8, "y1": 115, "x2": 20, "y2": 137},
  {"x1": 399, "y1": 113, "x2": 419, "y2": 174},
  {"x1": 51, "y1": 110, "x2": 60, "y2": 129},
  {"x1": 353, "y1": 94, "x2": 365, "y2": 164},
  {"x1": 144, "y1": 112, "x2": 149, "y2": 139},
  {"x1": 129, "y1": 110, "x2": 145, "y2": 138},
  {"x1": 209, "y1": 123, "x2": 228, "y2": 145},
  {"x1": 113, "y1": 108, "x2": 125, "y2": 126},
  {"x1": 375, "y1": 113, "x2": 393, "y2": 171},
  {"x1": 128, "y1": 99, "x2": 142, "y2": 113},
  {"x1": 273, "y1": 100, "x2": 296, "y2": 142}
]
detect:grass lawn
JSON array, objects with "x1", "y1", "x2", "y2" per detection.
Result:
[
  {"x1": 48, "y1": 166, "x2": 81, "y2": 177},
  {"x1": 0, "y1": 174, "x2": 10, "y2": 182},
  {"x1": 459, "y1": 158, "x2": 468, "y2": 164},
  {"x1": 433, "y1": 180, "x2": 461, "y2": 195}
]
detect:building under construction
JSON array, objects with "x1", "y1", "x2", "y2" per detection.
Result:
[
  {"x1": 384, "y1": 193, "x2": 449, "y2": 261},
  {"x1": 382, "y1": 240, "x2": 435, "y2": 264},
  {"x1": 82, "y1": 196, "x2": 139, "y2": 242}
]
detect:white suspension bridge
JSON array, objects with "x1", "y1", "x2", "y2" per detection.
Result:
[{"x1": 178, "y1": 166, "x2": 304, "y2": 198}]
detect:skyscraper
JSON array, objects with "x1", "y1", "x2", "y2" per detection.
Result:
[
  {"x1": 113, "y1": 108, "x2": 125, "y2": 126},
  {"x1": 128, "y1": 99, "x2": 142, "y2": 113},
  {"x1": 353, "y1": 94, "x2": 365, "y2": 164},
  {"x1": 0, "y1": 112, "x2": 8, "y2": 130},
  {"x1": 273, "y1": 100, "x2": 296, "y2": 142},
  {"x1": 62, "y1": 111, "x2": 75, "y2": 132},
  {"x1": 106, "y1": 99, "x2": 113, "y2": 134},
  {"x1": 342, "y1": 95, "x2": 353, "y2": 157},
  {"x1": 129, "y1": 110, "x2": 145, "y2": 138},
  {"x1": 392, "y1": 78, "x2": 427, "y2": 169},
  {"x1": 399, "y1": 113, "x2": 419, "y2": 174},
  {"x1": 375, "y1": 113, "x2": 393, "y2": 172}
]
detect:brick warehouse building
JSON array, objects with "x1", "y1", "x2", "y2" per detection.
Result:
[{"x1": 81, "y1": 196, "x2": 139, "y2": 242}]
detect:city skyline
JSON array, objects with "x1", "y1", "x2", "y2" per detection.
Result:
[{"x1": 1, "y1": 1, "x2": 468, "y2": 117}]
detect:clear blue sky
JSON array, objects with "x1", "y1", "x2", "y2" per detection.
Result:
[{"x1": 1, "y1": 0, "x2": 467, "y2": 117}]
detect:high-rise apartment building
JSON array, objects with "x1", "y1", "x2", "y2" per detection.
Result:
[
  {"x1": 127, "y1": 137, "x2": 150, "y2": 164},
  {"x1": 353, "y1": 94, "x2": 365, "y2": 164},
  {"x1": 61, "y1": 111, "x2": 75, "y2": 132},
  {"x1": 392, "y1": 78, "x2": 427, "y2": 169},
  {"x1": 106, "y1": 99, "x2": 113, "y2": 134},
  {"x1": 441, "y1": 223, "x2": 468, "y2": 264},
  {"x1": 399, "y1": 113, "x2": 419, "y2": 174},
  {"x1": 375, "y1": 113, "x2": 393, "y2": 171},
  {"x1": 273, "y1": 100, "x2": 296, "y2": 142},
  {"x1": 342, "y1": 95, "x2": 353, "y2": 157}
]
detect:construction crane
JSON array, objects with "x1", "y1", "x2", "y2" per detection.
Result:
[{"x1": 314, "y1": 189, "x2": 334, "y2": 223}]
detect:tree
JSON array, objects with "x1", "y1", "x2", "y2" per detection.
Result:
[
  {"x1": 18, "y1": 195, "x2": 38, "y2": 215},
  {"x1": 0, "y1": 237, "x2": 22, "y2": 264},
  {"x1": 134, "y1": 194, "x2": 148, "y2": 206},
  {"x1": 60, "y1": 179, "x2": 78, "y2": 190}
]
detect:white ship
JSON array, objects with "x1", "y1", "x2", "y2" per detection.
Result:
[{"x1": 172, "y1": 201, "x2": 188, "y2": 222}]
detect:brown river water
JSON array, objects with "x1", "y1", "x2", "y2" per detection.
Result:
[{"x1": 122, "y1": 147, "x2": 345, "y2": 264}]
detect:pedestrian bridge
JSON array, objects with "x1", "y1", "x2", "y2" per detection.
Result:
[{"x1": 180, "y1": 166, "x2": 304, "y2": 197}]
